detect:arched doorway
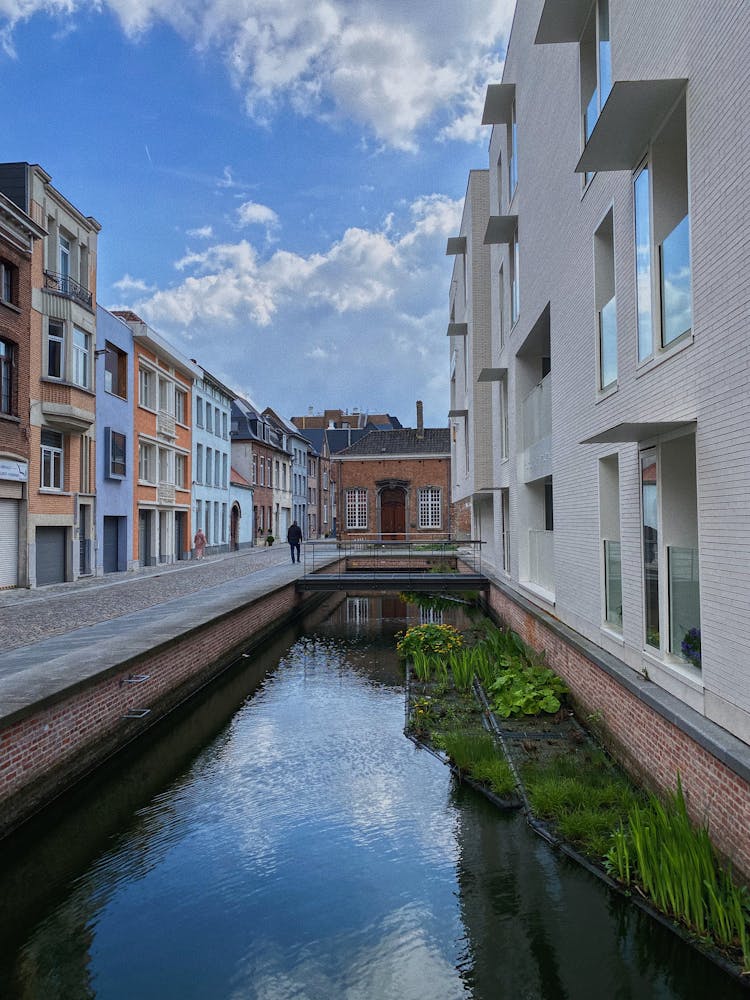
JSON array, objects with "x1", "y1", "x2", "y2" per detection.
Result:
[
  {"x1": 380, "y1": 487, "x2": 406, "y2": 540},
  {"x1": 230, "y1": 503, "x2": 241, "y2": 551}
]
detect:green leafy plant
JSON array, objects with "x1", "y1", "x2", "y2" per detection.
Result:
[
  {"x1": 411, "y1": 649, "x2": 432, "y2": 682},
  {"x1": 490, "y1": 664, "x2": 568, "y2": 718},
  {"x1": 449, "y1": 649, "x2": 475, "y2": 691}
]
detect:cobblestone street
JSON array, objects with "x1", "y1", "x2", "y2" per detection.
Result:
[{"x1": 0, "y1": 545, "x2": 294, "y2": 652}]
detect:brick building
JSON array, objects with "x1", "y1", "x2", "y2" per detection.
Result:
[
  {"x1": 0, "y1": 191, "x2": 45, "y2": 588},
  {"x1": 114, "y1": 312, "x2": 198, "y2": 566},
  {"x1": 335, "y1": 404, "x2": 451, "y2": 542},
  {"x1": 0, "y1": 163, "x2": 101, "y2": 587}
]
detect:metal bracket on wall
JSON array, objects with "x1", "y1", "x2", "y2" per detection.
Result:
[{"x1": 122, "y1": 708, "x2": 151, "y2": 720}]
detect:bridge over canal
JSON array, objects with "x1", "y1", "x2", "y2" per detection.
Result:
[{"x1": 297, "y1": 538, "x2": 488, "y2": 593}]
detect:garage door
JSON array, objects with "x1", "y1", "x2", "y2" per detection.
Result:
[
  {"x1": 0, "y1": 499, "x2": 19, "y2": 588},
  {"x1": 36, "y1": 526, "x2": 66, "y2": 586}
]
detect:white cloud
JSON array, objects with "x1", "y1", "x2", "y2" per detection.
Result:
[
  {"x1": 0, "y1": 1, "x2": 515, "y2": 149},
  {"x1": 112, "y1": 273, "x2": 156, "y2": 293},
  {"x1": 187, "y1": 225, "x2": 214, "y2": 239},
  {"x1": 236, "y1": 200, "x2": 280, "y2": 241},
  {"x1": 116, "y1": 190, "x2": 462, "y2": 423}
]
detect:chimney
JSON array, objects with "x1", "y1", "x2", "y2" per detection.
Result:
[{"x1": 416, "y1": 400, "x2": 424, "y2": 439}]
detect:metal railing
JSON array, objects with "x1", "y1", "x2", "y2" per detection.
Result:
[
  {"x1": 301, "y1": 536, "x2": 484, "y2": 580},
  {"x1": 44, "y1": 270, "x2": 93, "y2": 308}
]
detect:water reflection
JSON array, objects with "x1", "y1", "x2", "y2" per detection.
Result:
[{"x1": 0, "y1": 595, "x2": 744, "y2": 999}]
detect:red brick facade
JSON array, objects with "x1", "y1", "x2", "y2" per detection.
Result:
[{"x1": 335, "y1": 454, "x2": 452, "y2": 541}]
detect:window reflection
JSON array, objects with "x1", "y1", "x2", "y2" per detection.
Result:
[{"x1": 661, "y1": 215, "x2": 692, "y2": 345}]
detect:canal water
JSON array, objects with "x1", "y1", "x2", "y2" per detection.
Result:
[{"x1": 0, "y1": 594, "x2": 744, "y2": 999}]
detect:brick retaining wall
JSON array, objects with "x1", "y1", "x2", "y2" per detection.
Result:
[
  {"x1": 0, "y1": 582, "x2": 316, "y2": 837},
  {"x1": 485, "y1": 583, "x2": 750, "y2": 878}
]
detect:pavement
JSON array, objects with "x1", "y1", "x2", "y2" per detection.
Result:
[{"x1": 0, "y1": 543, "x2": 340, "y2": 722}]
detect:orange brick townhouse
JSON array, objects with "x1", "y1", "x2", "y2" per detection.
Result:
[
  {"x1": 0, "y1": 163, "x2": 100, "y2": 587},
  {"x1": 113, "y1": 311, "x2": 199, "y2": 566}
]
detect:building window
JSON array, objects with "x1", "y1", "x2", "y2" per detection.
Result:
[
  {"x1": 418, "y1": 487, "x2": 442, "y2": 529},
  {"x1": 59, "y1": 233, "x2": 71, "y2": 282},
  {"x1": 641, "y1": 449, "x2": 659, "y2": 649},
  {"x1": 222, "y1": 412, "x2": 228, "y2": 439},
  {"x1": 0, "y1": 260, "x2": 16, "y2": 304},
  {"x1": 0, "y1": 338, "x2": 16, "y2": 415},
  {"x1": 252, "y1": 453, "x2": 257, "y2": 484},
  {"x1": 599, "y1": 455, "x2": 622, "y2": 631},
  {"x1": 206, "y1": 447, "x2": 212, "y2": 485},
  {"x1": 595, "y1": 209, "x2": 617, "y2": 390},
  {"x1": 80, "y1": 434, "x2": 91, "y2": 493},
  {"x1": 106, "y1": 428, "x2": 127, "y2": 479},
  {"x1": 158, "y1": 447, "x2": 172, "y2": 485},
  {"x1": 72, "y1": 328, "x2": 91, "y2": 389},
  {"x1": 214, "y1": 407, "x2": 220, "y2": 436},
  {"x1": 580, "y1": 0, "x2": 612, "y2": 149},
  {"x1": 175, "y1": 453, "x2": 186, "y2": 489},
  {"x1": 267, "y1": 458, "x2": 272, "y2": 485},
  {"x1": 635, "y1": 96, "x2": 691, "y2": 361},
  {"x1": 205, "y1": 405, "x2": 213, "y2": 433},
  {"x1": 175, "y1": 388, "x2": 187, "y2": 425},
  {"x1": 48, "y1": 319, "x2": 64, "y2": 379},
  {"x1": 196, "y1": 396, "x2": 204, "y2": 427},
  {"x1": 196, "y1": 443, "x2": 203, "y2": 484},
  {"x1": 214, "y1": 451, "x2": 221, "y2": 487},
  {"x1": 41, "y1": 429, "x2": 63, "y2": 490},
  {"x1": 158, "y1": 377, "x2": 173, "y2": 414},
  {"x1": 139, "y1": 366, "x2": 156, "y2": 410},
  {"x1": 346, "y1": 488, "x2": 368, "y2": 530},
  {"x1": 499, "y1": 376, "x2": 509, "y2": 461},
  {"x1": 139, "y1": 441, "x2": 156, "y2": 483},
  {"x1": 221, "y1": 503, "x2": 227, "y2": 543},
  {"x1": 104, "y1": 342, "x2": 127, "y2": 397},
  {"x1": 222, "y1": 453, "x2": 228, "y2": 488},
  {"x1": 508, "y1": 98, "x2": 518, "y2": 198},
  {"x1": 259, "y1": 456, "x2": 264, "y2": 486},
  {"x1": 511, "y1": 227, "x2": 520, "y2": 326},
  {"x1": 196, "y1": 499, "x2": 202, "y2": 531}
]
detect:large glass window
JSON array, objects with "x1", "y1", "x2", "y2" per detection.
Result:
[
  {"x1": 418, "y1": 487, "x2": 441, "y2": 529},
  {"x1": 139, "y1": 441, "x2": 156, "y2": 483},
  {"x1": 0, "y1": 338, "x2": 16, "y2": 415},
  {"x1": 41, "y1": 429, "x2": 63, "y2": 489},
  {"x1": 72, "y1": 328, "x2": 90, "y2": 388},
  {"x1": 641, "y1": 450, "x2": 660, "y2": 649},
  {"x1": 635, "y1": 96, "x2": 691, "y2": 361},
  {"x1": 107, "y1": 429, "x2": 127, "y2": 478},
  {"x1": 175, "y1": 388, "x2": 187, "y2": 425},
  {"x1": 594, "y1": 209, "x2": 617, "y2": 389},
  {"x1": 175, "y1": 453, "x2": 186, "y2": 489},
  {"x1": 508, "y1": 99, "x2": 518, "y2": 197},
  {"x1": 346, "y1": 488, "x2": 368, "y2": 530},
  {"x1": 511, "y1": 228, "x2": 520, "y2": 326},
  {"x1": 580, "y1": 0, "x2": 612, "y2": 145}
]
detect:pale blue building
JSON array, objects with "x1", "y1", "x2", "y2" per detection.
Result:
[
  {"x1": 192, "y1": 366, "x2": 233, "y2": 556},
  {"x1": 95, "y1": 306, "x2": 134, "y2": 574}
]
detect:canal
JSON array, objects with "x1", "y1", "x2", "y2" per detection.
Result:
[{"x1": 0, "y1": 594, "x2": 744, "y2": 999}]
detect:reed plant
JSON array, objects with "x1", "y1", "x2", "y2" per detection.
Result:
[
  {"x1": 606, "y1": 779, "x2": 750, "y2": 969},
  {"x1": 411, "y1": 649, "x2": 432, "y2": 682},
  {"x1": 439, "y1": 729, "x2": 514, "y2": 797},
  {"x1": 449, "y1": 649, "x2": 475, "y2": 691}
]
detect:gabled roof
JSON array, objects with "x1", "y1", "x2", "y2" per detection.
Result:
[
  {"x1": 336, "y1": 428, "x2": 450, "y2": 457},
  {"x1": 230, "y1": 466, "x2": 251, "y2": 487}
]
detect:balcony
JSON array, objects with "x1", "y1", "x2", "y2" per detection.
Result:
[
  {"x1": 521, "y1": 373, "x2": 552, "y2": 482},
  {"x1": 44, "y1": 270, "x2": 93, "y2": 309},
  {"x1": 528, "y1": 529, "x2": 554, "y2": 594},
  {"x1": 158, "y1": 481, "x2": 175, "y2": 505},
  {"x1": 158, "y1": 409, "x2": 176, "y2": 439}
]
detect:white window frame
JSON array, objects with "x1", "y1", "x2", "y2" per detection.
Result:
[
  {"x1": 72, "y1": 327, "x2": 91, "y2": 389},
  {"x1": 48, "y1": 319, "x2": 65, "y2": 379},
  {"x1": 139, "y1": 441, "x2": 157, "y2": 484},
  {"x1": 107, "y1": 428, "x2": 127, "y2": 479},
  {"x1": 139, "y1": 365, "x2": 156, "y2": 411},
  {"x1": 175, "y1": 452, "x2": 187, "y2": 489},
  {"x1": 175, "y1": 387, "x2": 187, "y2": 425},
  {"x1": 41, "y1": 429, "x2": 63, "y2": 490},
  {"x1": 346, "y1": 488, "x2": 368, "y2": 530},
  {"x1": 418, "y1": 487, "x2": 442, "y2": 529}
]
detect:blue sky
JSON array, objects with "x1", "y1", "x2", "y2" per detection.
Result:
[{"x1": 2, "y1": 1, "x2": 513, "y2": 426}]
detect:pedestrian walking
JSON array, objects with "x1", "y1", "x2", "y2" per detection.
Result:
[
  {"x1": 287, "y1": 521, "x2": 302, "y2": 564},
  {"x1": 194, "y1": 528, "x2": 207, "y2": 560}
]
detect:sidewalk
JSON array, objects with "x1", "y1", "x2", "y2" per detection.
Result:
[{"x1": 0, "y1": 544, "x2": 299, "y2": 653}]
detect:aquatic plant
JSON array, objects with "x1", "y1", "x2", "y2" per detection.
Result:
[
  {"x1": 396, "y1": 623, "x2": 463, "y2": 660},
  {"x1": 449, "y1": 649, "x2": 475, "y2": 691},
  {"x1": 605, "y1": 778, "x2": 750, "y2": 970},
  {"x1": 411, "y1": 649, "x2": 432, "y2": 682},
  {"x1": 490, "y1": 663, "x2": 568, "y2": 718},
  {"x1": 439, "y1": 729, "x2": 514, "y2": 797}
]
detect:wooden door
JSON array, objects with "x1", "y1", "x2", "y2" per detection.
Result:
[{"x1": 380, "y1": 488, "x2": 406, "y2": 539}]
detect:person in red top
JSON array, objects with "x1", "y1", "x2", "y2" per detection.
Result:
[{"x1": 194, "y1": 528, "x2": 207, "y2": 560}]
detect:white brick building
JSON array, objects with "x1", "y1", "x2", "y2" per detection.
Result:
[{"x1": 449, "y1": 0, "x2": 750, "y2": 788}]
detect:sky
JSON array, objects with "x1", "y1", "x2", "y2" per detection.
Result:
[{"x1": 1, "y1": 0, "x2": 515, "y2": 427}]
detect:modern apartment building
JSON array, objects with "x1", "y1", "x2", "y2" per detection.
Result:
[
  {"x1": 0, "y1": 163, "x2": 101, "y2": 587},
  {"x1": 114, "y1": 311, "x2": 198, "y2": 567},
  {"x1": 0, "y1": 190, "x2": 45, "y2": 588},
  {"x1": 193, "y1": 366, "x2": 233, "y2": 556},
  {"x1": 95, "y1": 306, "x2": 134, "y2": 574},
  {"x1": 450, "y1": 0, "x2": 750, "y2": 869}
]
